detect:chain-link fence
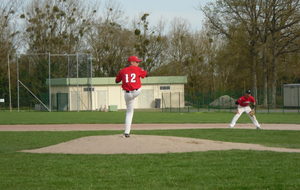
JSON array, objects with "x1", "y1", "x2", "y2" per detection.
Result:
[
  {"x1": 7, "y1": 53, "x2": 93, "y2": 111},
  {"x1": 3, "y1": 53, "x2": 300, "y2": 113},
  {"x1": 161, "y1": 86, "x2": 300, "y2": 113}
]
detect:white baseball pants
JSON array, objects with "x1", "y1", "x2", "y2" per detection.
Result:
[
  {"x1": 229, "y1": 105, "x2": 261, "y2": 128},
  {"x1": 124, "y1": 89, "x2": 141, "y2": 134}
]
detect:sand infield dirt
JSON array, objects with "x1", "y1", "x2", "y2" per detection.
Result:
[
  {"x1": 21, "y1": 134, "x2": 300, "y2": 154},
  {"x1": 1, "y1": 123, "x2": 299, "y2": 154},
  {"x1": 1, "y1": 123, "x2": 300, "y2": 131}
]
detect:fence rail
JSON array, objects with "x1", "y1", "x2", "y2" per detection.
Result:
[{"x1": 161, "y1": 88, "x2": 300, "y2": 113}]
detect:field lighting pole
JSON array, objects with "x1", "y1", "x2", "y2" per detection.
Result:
[
  {"x1": 48, "y1": 53, "x2": 52, "y2": 112},
  {"x1": 17, "y1": 56, "x2": 20, "y2": 112},
  {"x1": 88, "y1": 55, "x2": 93, "y2": 111},
  {"x1": 7, "y1": 54, "x2": 12, "y2": 112},
  {"x1": 76, "y1": 53, "x2": 79, "y2": 112},
  {"x1": 67, "y1": 54, "x2": 70, "y2": 78}
]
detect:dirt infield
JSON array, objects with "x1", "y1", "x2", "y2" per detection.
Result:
[
  {"x1": 3, "y1": 123, "x2": 299, "y2": 154},
  {"x1": 21, "y1": 134, "x2": 300, "y2": 154},
  {"x1": 1, "y1": 123, "x2": 300, "y2": 131}
]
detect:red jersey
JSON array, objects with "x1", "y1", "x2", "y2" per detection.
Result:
[
  {"x1": 115, "y1": 65, "x2": 147, "y2": 91},
  {"x1": 237, "y1": 95, "x2": 256, "y2": 107}
]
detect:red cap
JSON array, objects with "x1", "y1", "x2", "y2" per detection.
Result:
[{"x1": 128, "y1": 56, "x2": 142, "y2": 62}]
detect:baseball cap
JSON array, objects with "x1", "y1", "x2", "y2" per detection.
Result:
[
  {"x1": 128, "y1": 56, "x2": 142, "y2": 62},
  {"x1": 245, "y1": 89, "x2": 251, "y2": 94}
]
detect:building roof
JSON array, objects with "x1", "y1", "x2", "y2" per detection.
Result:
[
  {"x1": 48, "y1": 76, "x2": 187, "y2": 86},
  {"x1": 284, "y1": 84, "x2": 300, "y2": 87}
]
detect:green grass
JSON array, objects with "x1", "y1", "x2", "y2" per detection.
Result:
[
  {"x1": 0, "y1": 111, "x2": 300, "y2": 124},
  {"x1": 1, "y1": 129, "x2": 300, "y2": 190},
  {"x1": 1, "y1": 111, "x2": 300, "y2": 189}
]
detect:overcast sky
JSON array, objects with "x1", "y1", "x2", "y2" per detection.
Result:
[
  {"x1": 20, "y1": 0, "x2": 215, "y2": 31},
  {"x1": 107, "y1": 0, "x2": 215, "y2": 31}
]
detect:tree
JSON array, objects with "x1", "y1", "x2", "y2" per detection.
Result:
[
  {"x1": 21, "y1": 0, "x2": 96, "y2": 54},
  {"x1": 212, "y1": 27, "x2": 250, "y2": 92},
  {"x1": 0, "y1": 0, "x2": 21, "y2": 108},
  {"x1": 157, "y1": 18, "x2": 213, "y2": 100},
  {"x1": 202, "y1": 0, "x2": 264, "y2": 99},
  {"x1": 202, "y1": 0, "x2": 300, "y2": 107},
  {"x1": 133, "y1": 13, "x2": 168, "y2": 73},
  {"x1": 262, "y1": 0, "x2": 300, "y2": 107},
  {"x1": 87, "y1": 1, "x2": 134, "y2": 77}
]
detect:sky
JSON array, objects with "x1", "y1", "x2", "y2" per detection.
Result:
[
  {"x1": 20, "y1": 0, "x2": 215, "y2": 31},
  {"x1": 113, "y1": 0, "x2": 215, "y2": 31}
]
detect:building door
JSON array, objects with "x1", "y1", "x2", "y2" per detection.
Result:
[
  {"x1": 70, "y1": 91, "x2": 80, "y2": 111},
  {"x1": 138, "y1": 89, "x2": 154, "y2": 108},
  {"x1": 96, "y1": 90, "x2": 107, "y2": 110},
  {"x1": 57, "y1": 93, "x2": 68, "y2": 111}
]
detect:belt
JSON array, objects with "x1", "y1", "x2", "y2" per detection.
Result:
[{"x1": 125, "y1": 89, "x2": 139, "y2": 93}]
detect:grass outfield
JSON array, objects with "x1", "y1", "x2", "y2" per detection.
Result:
[
  {"x1": 0, "y1": 111, "x2": 299, "y2": 124},
  {"x1": 1, "y1": 112, "x2": 299, "y2": 189},
  {"x1": 1, "y1": 129, "x2": 300, "y2": 190}
]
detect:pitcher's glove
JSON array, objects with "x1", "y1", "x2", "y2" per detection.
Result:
[{"x1": 249, "y1": 110, "x2": 255, "y2": 116}]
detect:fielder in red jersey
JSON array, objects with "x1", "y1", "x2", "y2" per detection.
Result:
[
  {"x1": 229, "y1": 90, "x2": 261, "y2": 129},
  {"x1": 236, "y1": 94, "x2": 256, "y2": 107},
  {"x1": 115, "y1": 62, "x2": 147, "y2": 91},
  {"x1": 115, "y1": 56, "x2": 147, "y2": 138}
]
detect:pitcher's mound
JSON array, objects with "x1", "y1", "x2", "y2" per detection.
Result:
[{"x1": 21, "y1": 135, "x2": 300, "y2": 154}]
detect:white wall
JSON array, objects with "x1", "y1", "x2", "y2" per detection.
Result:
[{"x1": 51, "y1": 83, "x2": 185, "y2": 111}]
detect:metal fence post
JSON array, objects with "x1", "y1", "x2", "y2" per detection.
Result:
[
  {"x1": 7, "y1": 54, "x2": 12, "y2": 111},
  {"x1": 230, "y1": 93, "x2": 232, "y2": 113},
  {"x1": 267, "y1": 88, "x2": 270, "y2": 113},
  {"x1": 161, "y1": 93, "x2": 164, "y2": 112},
  {"x1": 298, "y1": 86, "x2": 300, "y2": 113},
  {"x1": 170, "y1": 92, "x2": 171, "y2": 112},
  {"x1": 208, "y1": 91, "x2": 210, "y2": 112},
  {"x1": 90, "y1": 55, "x2": 93, "y2": 111},
  {"x1": 17, "y1": 56, "x2": 19, "y2": 112},
  {"x1": 282, "y1": 85, "x2": 284, "y2": 113},
  {"x1": 76, "y1": 53, "x2": 79, "y2": 112},
  {"x1": 198, "y1": 98, "x2": 200, "y2": 112},
  {"x1": 179, "y1": 92, "x2": 180, "y2": 112},
  {"x1": 48, "y1": 53, "x2": 51, "y2": 112}
]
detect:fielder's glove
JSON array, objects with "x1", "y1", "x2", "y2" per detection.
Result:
[
  {"x1": 249, "y1": 102, "x2": 256, "y2": 109},
  {"x1": 249, "y1": 110, "x2": 255, "y2": 116}
]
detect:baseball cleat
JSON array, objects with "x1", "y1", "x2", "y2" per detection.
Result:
[
  {"x1": 124, "y1": 133, "x2": 130, "y2": 138},
  {"x1": 256, "y1": 126, "x2": 262, "y2": 130}
]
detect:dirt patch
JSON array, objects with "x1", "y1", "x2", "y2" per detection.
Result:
[
  {"x1": 1, "y1": 123, "x2": 300, "y2": 131},
  {"x1": 5, "y1": 124, "x2": 299, "y2": 154},
  {"x1": 21, "y1": 134, "x2": 300, "y2": 154}
]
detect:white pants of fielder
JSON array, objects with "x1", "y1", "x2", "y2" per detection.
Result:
[
  {"x1": 124, "y1": 89, "x2": 141, "y2": 134},
  {"x1": 229, "y1": 105, "x2": 261, "y2": 128}
]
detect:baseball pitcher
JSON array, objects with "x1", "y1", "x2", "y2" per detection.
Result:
[
  {"x1": 229, "y1": 90, "x2": 261, "y2": 129},
  {"x1": 115, "y1": 56, "x2": 148, "y2": 138}
]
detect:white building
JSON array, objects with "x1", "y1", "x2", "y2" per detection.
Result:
[
  {"x1": 49, "y1": 76, "x2": 187, "y2": 111},
  {"x1": 283, "y1": 84, "x2": 300, "y2": 107}
]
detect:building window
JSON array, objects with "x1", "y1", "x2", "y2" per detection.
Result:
[
  {"x1": 160, "y1": 86, "x2": 170, "y2": 90},
  {"x1": 84, "y1": 87, "x2": 94, "y2": 91}
]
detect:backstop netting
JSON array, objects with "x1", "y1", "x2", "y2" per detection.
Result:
[{"x1": 16, "y1": 53, "x2": 93, "y2": 111}]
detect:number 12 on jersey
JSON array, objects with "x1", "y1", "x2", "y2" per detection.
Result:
[{"x1": 125, "y1": 73, "x2": 136, "y2": 83}]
